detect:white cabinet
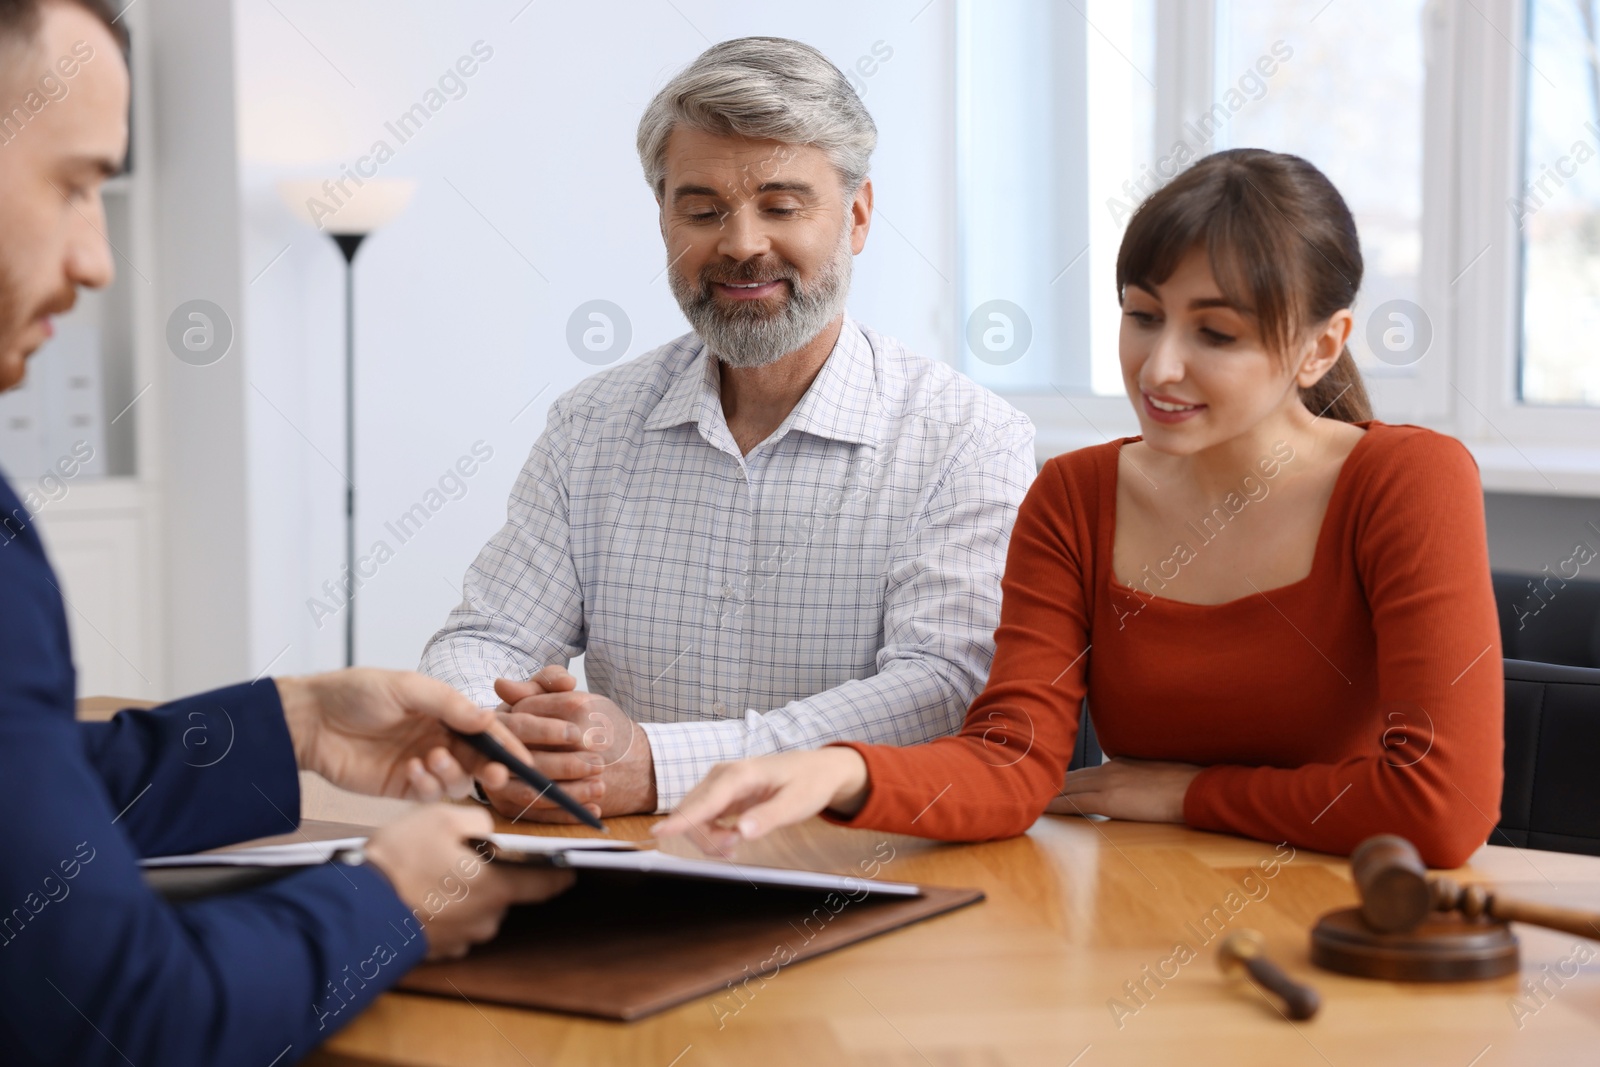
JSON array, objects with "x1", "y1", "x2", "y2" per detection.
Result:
[{"x1": 31, "y1": 480, "x2": 162, "y2": 701}]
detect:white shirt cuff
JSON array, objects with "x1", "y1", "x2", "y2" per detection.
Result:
[{"x1": 640, "y1": 718, "x2": 749, "y2": 812}]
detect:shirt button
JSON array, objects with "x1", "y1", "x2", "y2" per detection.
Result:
[
  {"x1": 721, "y1": 584, "x2": 734, "y2": 598},
  {"x1": 711, "y1": 701, "x2": 728, "y2": 715}
]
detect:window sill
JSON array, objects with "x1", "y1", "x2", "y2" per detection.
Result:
[
  {"x1": 1027, "y1": 425, "x2": 1600, "y2": 499},
  {"x1": 1461, "y1": 441, "x2": 1600, "y2": 498}
]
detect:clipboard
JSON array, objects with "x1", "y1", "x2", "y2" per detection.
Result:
[
  {"x1": 142, "y1": 833, "x2": 986, "y2": 1019},
  {"x1": 396, "y1": 858, "x2": 984, "y2": 1020}
]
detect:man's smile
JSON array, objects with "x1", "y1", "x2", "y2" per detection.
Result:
[{"x1": 712, "y1": 279, "x2": 786, "y2": 301}]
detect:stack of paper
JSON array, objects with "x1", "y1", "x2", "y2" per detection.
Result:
[
  {"x1": 142, "y1": 833, "x2": 923, "y2": 897},
  {"x1": 139, "y1": 833, "x2": 636, "y2": 868}
]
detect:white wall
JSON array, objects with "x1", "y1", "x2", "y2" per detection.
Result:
[{"x1": 228, "y1": 0, "x2": 956, "y2": 677}]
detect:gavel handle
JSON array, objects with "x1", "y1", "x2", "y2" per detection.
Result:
[
  {"x1": 1486, "y1": 896, "x2": 1600, "y2": 942},
  {"x1": 1242, "y1": 956, "x2": 1321, "y2": 1021}
]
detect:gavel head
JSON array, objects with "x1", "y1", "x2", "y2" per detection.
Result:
[
  {"x1": 1215, "y1": 929, "x2": 1265, "y2": 975},
  {"x1": 1350, "y1": 834, "x2": 1432, "y2": 933}
]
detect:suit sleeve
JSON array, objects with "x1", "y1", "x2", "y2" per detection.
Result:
[
  {"x1": 824, "y1": 456, "x2": 1090, "y2": 839},
  {"x1": 76, "y1": 683, "x2": 309, "y2": 858},
  {"x1": 0, "y1": 562, "x2": 427, "y2": 1064},
  {"x1": 1181, "y1": 432, "x2": 1504, "y2": 868}
]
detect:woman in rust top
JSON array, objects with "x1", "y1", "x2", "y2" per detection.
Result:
[{"x1": 658, "y1": 149, "x2": 1502, "y2": 869}]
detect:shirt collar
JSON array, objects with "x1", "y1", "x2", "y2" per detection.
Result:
[
  {"x1": 779, "y1": 317, "x2": 883, "y2": 447},
  {"x1": 643, "y1": 316, "x2": 883, "y2": 449},
  {"x1": 643, "y1": 342, "x2": 721, "y2": 433}
]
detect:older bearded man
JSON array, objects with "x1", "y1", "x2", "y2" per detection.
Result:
[{"x1": 421, "y1": 36, "x2": 1035, "y2": 821}]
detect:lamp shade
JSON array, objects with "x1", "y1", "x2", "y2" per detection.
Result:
[{"x1": 277, "y1": 177, "x2": 415, "y2": 235}]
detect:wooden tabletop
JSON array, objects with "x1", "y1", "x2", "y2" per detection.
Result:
[
  {"x1": 74, "y1": 699, "x2": 1600, "y2": 1062},
  {"x1": 298, "y1": 809, "x2": 1600, "y2": 1067}
]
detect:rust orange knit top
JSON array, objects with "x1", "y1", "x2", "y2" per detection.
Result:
[{"x1": 832, "y1": 422, "x2": 1504, "y2": 868}]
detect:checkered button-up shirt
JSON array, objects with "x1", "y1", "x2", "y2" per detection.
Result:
[{"x1": 420, "y1": 317, "x2": 1036, "y2": 809}]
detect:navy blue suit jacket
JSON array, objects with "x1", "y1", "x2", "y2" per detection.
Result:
[{"x1": 0, "y1": 474, "x2": 428, "y2": 1065}]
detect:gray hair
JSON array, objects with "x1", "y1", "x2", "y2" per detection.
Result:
[{"x1": 636, "y1": 36, "x2": 877, "y2": 200}]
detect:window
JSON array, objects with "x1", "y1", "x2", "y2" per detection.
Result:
[
  {"x1": 1083, "y1": 0, "x2": 1157, "y2": 397},
  {"x1": 1519, "y1": 0, "x2": 1600, "y2": 406},
  {"x1": 1219, "y1": 0, "x2": 1430, "y2": 389},
  {"x1": 955, "y1": 0, "x2": 1600, "y2": 459},
  {"x1": 955, "y1": 0, "x2": 1154, "y2": 399}
]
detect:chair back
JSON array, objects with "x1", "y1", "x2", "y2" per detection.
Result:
[
  {"x1": 1068, "y1": 700, "x2": 1102, "y2": 771},
  {"x1": 1497, "y1": 658, "x2": 1600, "y2": 856}
]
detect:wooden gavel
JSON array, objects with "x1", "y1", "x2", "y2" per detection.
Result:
[
  {"x1": 1352, "y1": 834, "x2": 1600, "y2": 940},
  {"x1": 1216, "y1": 930, "x2": 1321, "y2": 1020}
]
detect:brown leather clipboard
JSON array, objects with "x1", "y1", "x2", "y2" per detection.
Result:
[{"x1": 395, "y1": 865, "x2": 984, "y2": 1021}]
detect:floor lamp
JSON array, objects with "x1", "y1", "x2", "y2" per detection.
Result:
[{"x1": 278, "y1": 178, "x2": 415, "y2": 667}]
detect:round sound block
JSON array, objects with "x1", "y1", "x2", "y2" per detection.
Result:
[{"x1": 1311, "y1": 907, "x2": 1520, "y2": 981}]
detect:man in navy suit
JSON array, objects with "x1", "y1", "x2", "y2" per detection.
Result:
[{"x1": 0, "y1": 3, "x2": 573, "y2": 1064}]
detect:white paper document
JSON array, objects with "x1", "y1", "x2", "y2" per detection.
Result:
[
  {"x1": 536, "y1": 846, "x2": 923, "y2": 897},
  {"x1": 141, "y1": 833, "x2": 923, "y2": 897},
  {"x1": 140, "y1": 833, "x2": 637, "y2": 869}
]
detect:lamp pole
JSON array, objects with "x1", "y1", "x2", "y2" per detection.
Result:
[
  {"x1": 333, "y1": 232, "x2": 366, "y2": 668},
  {"x1": 277, "y1": 178, "x2": 413, "y2": 670}
]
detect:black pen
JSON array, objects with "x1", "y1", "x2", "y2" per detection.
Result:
[{"x1": 449, "y1": 726, "x2": 607, "y2": 832}]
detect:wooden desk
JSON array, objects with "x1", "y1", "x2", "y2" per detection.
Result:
[
  {"x1": 76, "y1": 699, "x2": 1600, "y2": 1062},
  {"x1": 301, "y1": 813, "x2": 1600, "y2": 1067}
]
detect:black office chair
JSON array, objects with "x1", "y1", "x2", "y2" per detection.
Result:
[
  {"x1": 1495, "y1": 658, "x2": 1600, "y2": 856},
  {"x1": 1068, "y1": 700, "x2": 1102, "y2": 771},
  {"x1": 1492, "y1": 570, "x2": 1600, "y2": 669}
]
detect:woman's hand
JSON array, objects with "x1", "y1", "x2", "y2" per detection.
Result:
[
  {"x1": 276, "y1": 668, "x2": 532, "y2": 801},
  {"x1": 364, "y1": 804, "x2": 574, "y2": 960},
  {"x1": 654, "y1": 747, "x2": 870, "y2": 855},
  {"x1": 1046, "y1": 757, "x2": 1203, "y2": 823}
]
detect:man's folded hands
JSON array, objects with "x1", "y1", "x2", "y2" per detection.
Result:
[{"x1": 482, "y1": 666, "x2": 659, "y2": 820}]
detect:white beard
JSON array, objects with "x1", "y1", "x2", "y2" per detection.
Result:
[{"x1": 668, "y1": 223, "x2": 854, "y2": 369}]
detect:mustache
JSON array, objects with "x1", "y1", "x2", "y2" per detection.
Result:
[{"x1": 698, "y1": 258, "x2": 795, "y2": 290}]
